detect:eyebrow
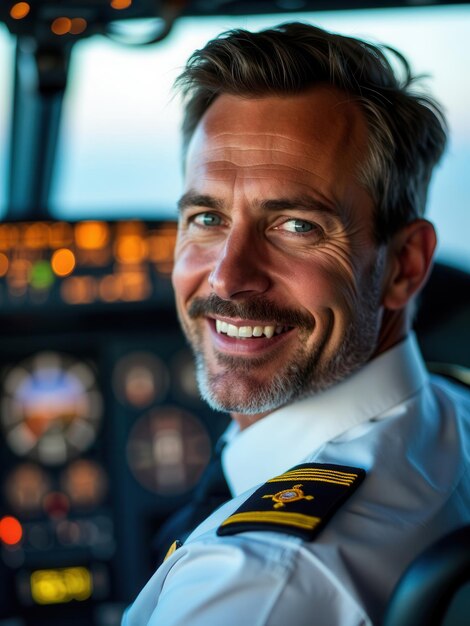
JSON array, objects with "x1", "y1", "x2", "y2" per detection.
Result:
[
  {"x1": 259, "y1": 196, "x2": 339, "y2": 216},
  {"x1": 177, "y1": 191, "x2": 339, "y2": 218},
  {"x1": 177, "y1": 193, "x2": 223, "y2": 213}
]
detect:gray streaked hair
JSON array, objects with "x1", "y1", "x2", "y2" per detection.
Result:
[{"x1": 175, "y1": 22, "x2": 447, "y2": 243}]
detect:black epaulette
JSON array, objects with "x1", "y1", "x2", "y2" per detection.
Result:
[{"x1": 217, "y1": 462, "x2": 365, "y2": 541}]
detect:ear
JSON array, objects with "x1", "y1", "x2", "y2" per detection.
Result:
[{"x1": 382, "y1": 219, "x2": 437, "y2": 311}]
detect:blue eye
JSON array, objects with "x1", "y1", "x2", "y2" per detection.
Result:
[
  {"x1": 283, "y1": 219, "x2": 315, "y2": 233},
  {"x1": 194, "y1": 213, "x2": 222, "y2": 227}
]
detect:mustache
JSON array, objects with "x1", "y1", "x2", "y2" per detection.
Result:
[{"x1": 188, "y1": 294, "x2": 314, "y2": 330}]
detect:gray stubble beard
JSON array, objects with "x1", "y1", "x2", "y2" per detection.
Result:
[{"x1": 187, "y1": 258, "x2": 385, "y2": 415}]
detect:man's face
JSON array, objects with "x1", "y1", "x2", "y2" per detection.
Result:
[{"x1": 172, "y1": 87, "x2": 387, "y2": 425}]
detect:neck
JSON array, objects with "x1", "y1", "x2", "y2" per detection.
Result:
[{"x1": 372, "y1": 308, "x2": 409, "y2": 359}]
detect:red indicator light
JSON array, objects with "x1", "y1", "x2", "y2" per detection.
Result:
[
  {"x1": 43, "y1": 492, "x2": 70, "y2": 519},
  {"x1": 0, "y1": 516, "x2": 23, "y2": 545}
]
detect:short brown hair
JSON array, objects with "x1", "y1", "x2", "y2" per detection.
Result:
[{"x1": 175, "y1": 22, "x2": 447, "y2": 243}]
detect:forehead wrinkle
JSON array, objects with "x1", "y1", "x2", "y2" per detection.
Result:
[
  {"x1": 189, "y1": 160, "x2": 333, "y2": 187},
  {"x1": 194, "y1": 143, "x2": 327, "y2": 168},
  {"x1": 198, "y1": 130, "x2": 357, "y2": 160}
]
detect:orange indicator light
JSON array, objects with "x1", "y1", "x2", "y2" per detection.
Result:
[
  {"x1": 111, "y1": 0, "x2": 133, "y2": 10},
  {"x1": 51, "y1": 17, "x2": 72, "y2": 36},
  {"x1": 0, "y1": 252, "x2": 9, "y2": 277},
  {"x1": 70, "y1": 18, "x2": 87, "y2": 35},
  {"x1": 0, "y1": 516, "x2": 23, "y2": 545},
  {"x1": 10, "y1": 2, "x2": 30, "y2": 20},
  {"x1": 75, "y1": 221, "x2": 110, "y2": 250},
  {"x1": 115, "y1": 235, "x2": 148, "y2": 264},
  {"x1": 51, "y1": 248, "x2": 76, "y2": 277}
]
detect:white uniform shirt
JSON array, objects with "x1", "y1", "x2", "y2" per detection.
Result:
[{"x1": 123, "y1": 335, "x2": 470, "y2": 626}]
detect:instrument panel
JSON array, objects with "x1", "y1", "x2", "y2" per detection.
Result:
[{"x1": 0, "y1": 221, "x2": 229, "y2": 626}]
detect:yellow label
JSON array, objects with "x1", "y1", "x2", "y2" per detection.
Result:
[{"x1": 30, "y1": 567, "x2": 92, "y2": 605}]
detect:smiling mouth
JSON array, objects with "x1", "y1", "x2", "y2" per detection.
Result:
[{"x1": 214, "y1": 319, "x2": 292, "y2": 339}]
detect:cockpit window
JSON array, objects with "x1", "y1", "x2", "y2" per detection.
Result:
[{"x1": 2, "y1": 7, "x2": 470, "y2": 272}]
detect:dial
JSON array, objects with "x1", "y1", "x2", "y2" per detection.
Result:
[
  {"x1": 126, "y1": 406, "x2": 211, "y2": 495},
  {"x1": 4, "y1": 463, "x2": 51, "y2": 515},
  {"x1": 113, "y1": 351, "x2": 169, "y2": 408},
  {"x1": 61, "y1": 459, "x2": 108, "y2": 509},
  {"x1": 1, "y1": 352, "x2": 103, "y2": 465}
]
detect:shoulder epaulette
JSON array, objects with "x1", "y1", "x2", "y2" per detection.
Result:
[{"x1": 217, "y1": 462, "x2": 365, "y2": 541}]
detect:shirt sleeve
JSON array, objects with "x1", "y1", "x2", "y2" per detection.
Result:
[{"x1": 129, "y1": 533, "x2": 371, "y2": 626}]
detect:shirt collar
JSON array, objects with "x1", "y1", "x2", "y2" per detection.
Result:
[{"x1": 222, "y1": 333, "x2": 428, "y2": 496}]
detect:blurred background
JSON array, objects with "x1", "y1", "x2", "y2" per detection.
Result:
[{"x1": 0, "y1": 1, "x2": 468, "y2": 625}]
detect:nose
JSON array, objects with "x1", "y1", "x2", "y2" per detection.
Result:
[{"x1": 209, "y1": 230, "x2": 271, "y2": 300}]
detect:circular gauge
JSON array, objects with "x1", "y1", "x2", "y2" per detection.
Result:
[
  {"x1": 4, "y1": 463, "x2": 51, "y2": 515},
  {"x1": 61, "y1": 459, "x2": 108, "y2": 509},
  {"x1": 113, "y1": 352, "x2": 169, "y2": 408},
  {"x1": 170, "y1": 350, "x2": 201, "y2": 405},
  {"x1": 1, "y1": 352, "x2": 103, "y2": 466},
  {"x1": 126, "y1": 406, "x2": 211, "y2": 495}
]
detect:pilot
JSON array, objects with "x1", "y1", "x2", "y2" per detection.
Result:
[{"x1": 124, "y1": 22, "x2": 470, "y2": 626}]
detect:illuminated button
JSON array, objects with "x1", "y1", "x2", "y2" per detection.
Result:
[
  {"x1": 23, "y1": 223, "x2": 49, "y2": 249},
  {"x1": 43, "y1": 492, "x2": 70, "y2": 519},
  {"x1": 115, "y1": 235, "x2": 148, "y2": 264},
  {"x1": 30, "y1": 567, "x2": 92, "y2": 605},
  {"x1": 61, "y1": 460, "x2": 108, "y2": 509},
  {"x1": 0, "y1": 224, "x2": 18, "y2": 250},
  {"x1": 70, "y1": 18, "x2": 87, "y2": 35},
  {"x1": 113, "y1": 352, "x2": 169, "y2": 408},
  {"x1": 111, "y1": 0, "x2": 133, "y2": 10},
  {"x1": 5, "y1": 463, "x2": 51, "y2": 515},
  {"x1": 51, "y1": 248, "x2": 76, "y2": 277},
  {"x1": 75, "y1": 221, "x2": 109, "y2": 250},
  {"x1": 49, "y1": 222, "x2": 73, "y2": 248},
  {"x1": 99, "y1": 274, "x2": 122, "y2": 302},
  {"x1": 0, "y1": 516, "x2": 23, "y2": 545},
  {"x1": 119, "y1": 270, "x2": 151, "y2": 301},
  {"x1": 61, "y1": 276, "x2": 97, "y2": 304},
  {"x1": 51, "y1": 17, "x2": 72, "y2": 36},
  {"x1": 0, "y1": 252, "x2": 9, "y2": 277},
  {"x1": 29, "y1": 260, "x2": 54, "y2": 290},
  {"x1": 10, "y1": 2, "x2": 30, "y2": 20},
  {"x1": 9, "y1": 258, "x2": 31, "y2": 287}
]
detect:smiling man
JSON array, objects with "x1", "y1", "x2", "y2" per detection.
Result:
[{"x1": 124, "y1": 23, "x2": 470, "y2": 626}]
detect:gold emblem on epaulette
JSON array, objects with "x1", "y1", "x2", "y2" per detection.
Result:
[
  {"x1": 262, "y1": 484, "x2": 314, "y2": 509},
  {"x1": 164, "y1": 539, "x2": 182, "y2": 562}
]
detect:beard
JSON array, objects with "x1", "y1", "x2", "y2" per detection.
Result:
[{"x1": 180, "y1": 258, "x2": 384, "y2": 415}]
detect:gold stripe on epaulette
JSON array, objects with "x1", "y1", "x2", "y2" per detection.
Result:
[
  {"x1": 268, "y1": 471, "x2": 358, "y2": 484},
  {"x1": 268, "y1": 476, "x2": 354, "y2": 487},
  {"x1": 271, "y1": 468, "x2": 359, "y2": 480},
  {"x1": 220, "y1": 510, "x2": 322, "y2": 531}
]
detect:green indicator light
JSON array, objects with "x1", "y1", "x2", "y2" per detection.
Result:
[{"x1": 30, "y1": 261, "x2": 54, "y2": 290}]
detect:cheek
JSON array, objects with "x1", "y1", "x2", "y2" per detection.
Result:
[
  {"x1": 287, "y1": 251, "x2": 362, "y2": 317},
  {"x1": 172, "y1": 242, "x2": 213, "y2": 302}
]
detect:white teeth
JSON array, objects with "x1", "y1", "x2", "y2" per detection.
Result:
[
  {"x1": 227, "y1": 324, "x2": 238, "y2": 337},
  {"x1": 215, "y1": 320, "x2": 282, "y2": 339}
]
